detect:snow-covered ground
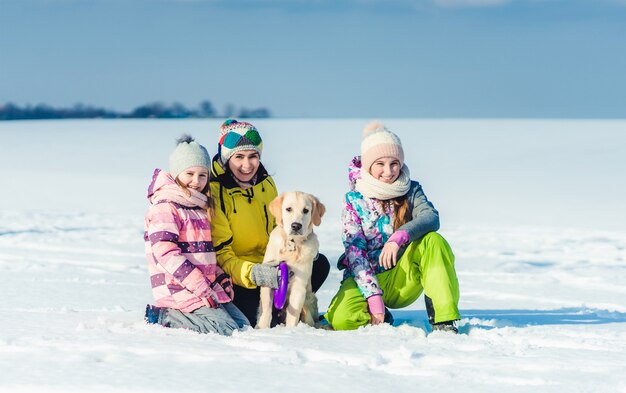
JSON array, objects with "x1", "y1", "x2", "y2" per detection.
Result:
[{"x1": 1, "y1": 119, "x2": 625, "y2": 392}]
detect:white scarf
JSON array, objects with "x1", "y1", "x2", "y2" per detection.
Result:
[{"x1": 355, "y1": 165, "x2": 411, "y2": 200}]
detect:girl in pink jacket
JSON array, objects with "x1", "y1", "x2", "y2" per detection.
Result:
[{"x1": 144, "y1": 135, "x2": 249, "y2": 335}]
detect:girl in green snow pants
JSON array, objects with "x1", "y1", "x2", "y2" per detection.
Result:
[
  {"x1": 325, "y1": 232, "x2": 460, "y2": 330},
  {"x1": 325, "y1": 122, "x2": 461, "y2": 331}
]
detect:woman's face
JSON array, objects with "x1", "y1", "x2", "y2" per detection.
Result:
[
  {"x1": 177, "y1": 166, "x2": 209, "y2": 191},
  {"x1": 369, "y1": 157, "x2": 401, "y2": 184},
  {"x1": 228, "y1": 150, "x2": 260, "y2": 183}
]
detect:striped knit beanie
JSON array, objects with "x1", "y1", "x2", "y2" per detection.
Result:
[
  {"x1": 218, "y1": 119, "x2": 263, "y2": 164},
  {"x1": 360, "y1": 121, "x2": 404, "y2": 171},
  {"x1": 169, "y1": 134, "x2": 211, "y2": 179}
]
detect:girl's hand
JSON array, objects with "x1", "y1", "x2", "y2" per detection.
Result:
[
  {"x1": 370, "y1": 312, "x2": 385, "y2": 325},
  {"x1": 216, "y1": 273, "x2": 235, "y2": 301},
  {"x1": 225, "y1": 284, "x2": 235, "y2": 301},
  {"x1": 378, "y1": 241, "x2": 400, "y2": 270}
]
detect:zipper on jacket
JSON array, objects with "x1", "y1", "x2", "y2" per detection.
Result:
[
  {"x1": 263, "y1": 204, "x2": 270, "y2": 235},
  {"x1": 227, "y1": 189, "x2": 244, "y2": 214},
  {"x1": 219, "y1": 183, "x2": 226, "y2": 214}
]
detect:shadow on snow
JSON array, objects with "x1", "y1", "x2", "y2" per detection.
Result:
[{"x1": 389, "y1": 307, "x2": 626, "y2": 333}]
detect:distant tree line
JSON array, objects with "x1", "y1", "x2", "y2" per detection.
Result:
[{"x1": 0, "y1": 100, "x2": 271, "y2": 120}]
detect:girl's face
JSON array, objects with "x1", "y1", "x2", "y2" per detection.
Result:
[
  {"x1": 228, "y1": 150, "x2": 260, "y2": 183},
  {"x1": 177, "y1": 166, "x2": 209, "y2": 191},
  {"x1": 370, "y1": 157, "x2": 401, "y2": 184}
]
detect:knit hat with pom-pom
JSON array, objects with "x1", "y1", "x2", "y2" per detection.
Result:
[
  {"x1": 169, "y1": 134, "x2": 211, "y2": 179},
  {"x1": 360, "y1": 121, "x2": 404, "y2": 172},
  {"x1": 218, "y1": 119, "x2": 263, "y2": 164}
]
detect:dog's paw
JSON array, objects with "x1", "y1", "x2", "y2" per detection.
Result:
[{"x1": 255, "y1": 321, "x2": 271, "y2": 329}]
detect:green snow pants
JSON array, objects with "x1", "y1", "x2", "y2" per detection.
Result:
[{"x1": 324, "y1": 232, "x2": 460, "y2": 330}]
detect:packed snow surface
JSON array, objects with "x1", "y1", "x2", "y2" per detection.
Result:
[{"x1": 1, "y1": 119, "x2": 625, "y2": 392}]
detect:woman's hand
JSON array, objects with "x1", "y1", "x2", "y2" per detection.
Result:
[
  {"x1": 378, "y1": 241, "x2": 400, "y2": 270},
  {"x1": 370, "y1": 312, "x2": 386, "y2": 325},
  {"x1": 250, "y1": 264, "x2": 279, "y2": 288}
]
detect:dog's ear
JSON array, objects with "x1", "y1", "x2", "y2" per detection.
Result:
[
  {"x1": 311, "y1": 195, "x2": 326, "y2": 227},
  {"x1": 269, "y1": 194, "x2": 284, "y2": 226}
]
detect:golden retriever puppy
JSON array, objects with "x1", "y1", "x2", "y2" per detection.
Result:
[{"x1": 256, "y1": 191, "x2": 325, "y2": 329}]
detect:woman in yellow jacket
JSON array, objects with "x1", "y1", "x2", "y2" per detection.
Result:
[{"x1": 210, "y1": 119, "x2": 330, "y2": 326}]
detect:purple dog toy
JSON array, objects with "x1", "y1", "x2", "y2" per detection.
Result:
[{"x1": 272, "y1": 262, "x2": 289, "y2": 310}]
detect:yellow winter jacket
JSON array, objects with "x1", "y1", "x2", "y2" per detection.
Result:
[{"x1": 209, "y1": 156, "x2": 278, "y2": 288}]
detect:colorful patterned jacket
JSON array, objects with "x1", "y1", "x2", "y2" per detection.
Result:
[
  {"x1": 144, "y1": 169, "x2": 233, "y2": 313},
  {"x1": 340, "y1": 157, "x2": 440, "y2": 298}
]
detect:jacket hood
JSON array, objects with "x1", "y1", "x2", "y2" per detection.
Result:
[
  {"x1": 146, "y1": 168, "x2": 208, "y2": 208},
  {"x1": 147, "y1": 168, "x2": 176, "y2": 200},
  {"x1": 347, "y1": 156, "x2": 363, "y2": 191}
]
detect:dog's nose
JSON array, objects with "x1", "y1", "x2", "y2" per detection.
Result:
[{"x1": 291, "y1": 222, "x2": 302, "y2": 232}]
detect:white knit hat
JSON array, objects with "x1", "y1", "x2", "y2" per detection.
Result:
[
  {"x1": 169, "y1": 134, "x2": 211, "y2": 179},
  {"x1": 360, "y1": 121, "x2": 404, "y2": 171}
]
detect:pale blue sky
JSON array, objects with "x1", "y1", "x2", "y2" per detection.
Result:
[{"x1": 1, "y1": 0, "x2": 625, "y2": 118}]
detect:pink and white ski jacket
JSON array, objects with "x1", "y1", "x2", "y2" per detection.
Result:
[{"x1": 144, "y1": 169, "x2": 233, "y2": 312}]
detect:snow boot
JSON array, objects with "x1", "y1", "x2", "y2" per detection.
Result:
[
  {"x1": 144, "y1": 304, "x2": 164, "y2": 324},
  {"x1": 431, "y1": 320, "x2": 458, "y2": 334},
  {"x1": 318, "y1": 315, "x2": 334, "y2": 330},
  {"x1": 384, "y1": 308, "x2": 394, "y2": 325}
]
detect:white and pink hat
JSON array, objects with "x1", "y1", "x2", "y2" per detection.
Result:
[{"x1": 360, "y1": 121, "x2": 404, "y2": 171}]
